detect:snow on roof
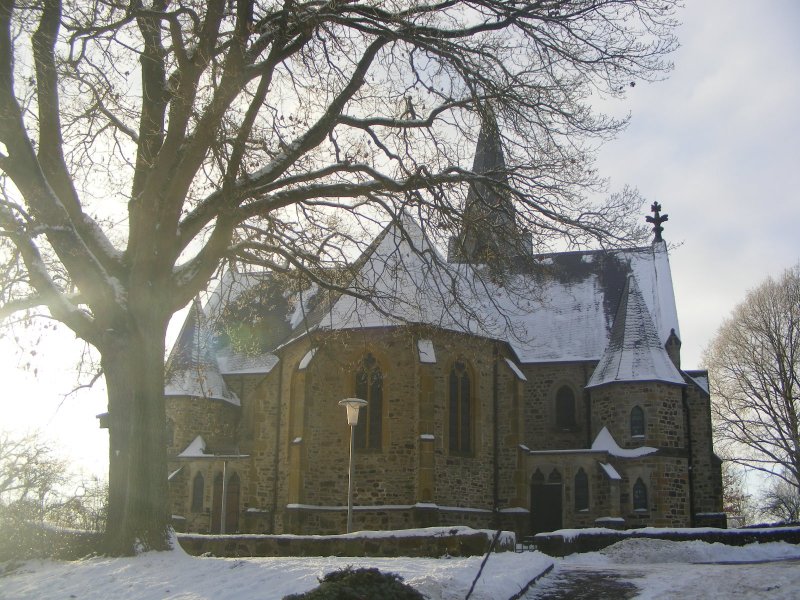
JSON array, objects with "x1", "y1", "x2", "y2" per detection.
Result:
[
  {"x1": 417, "y1": 339, "x2": 436, "y2": 363},
  {"x1": 167, "y1": 215, "x2": 684, "y2": 384},
  {"x1": 685, "y1": 370, "x2": 710, "y2": 394},
  {"x1": 288, "y1": 283, "x2": 319, "y2": 329},
  {"x1": 504, "y1": 357, "x2": 527, "y2": 381},
  {"x1": 298, "y1": 347, "x2": 316, "y2": 370},
  {"x1": 591, "y1": 426, "x2": 657, "y2": 458},
  {"x1": 216, "y1": 351, "x2": 279, "y2": 375},
  {"x1": 586, "y1": 275, "x2": 685, "y2": 389},
  {"x1": 165, "y1": 300, "x2": 240, "y2": 405},
  {"x1": 178, "y1": 435, "x2": 209, "y2": 458},
  {"x1": 599, "y1": 462, "x2": 622, "y2": 480},
  {"x1": 164, "y1": 368, "x2": 240, "y2": 406},
  {"x1": 692, "y1": 375, "x2": 709, "y2": 394}
]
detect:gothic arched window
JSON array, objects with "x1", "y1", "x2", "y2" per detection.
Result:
[
  {"x1": 633, "y1": 477, "x2": 648, "y2": 511},
  {"x1": 574, "y1": 468, "x2": 589, "y2": 511},
  {"x1": 531, "y1": 469, "x2": 545, "y2": 485},
  {"x1": 449, "y1": 360, "x2": 472, "y2": 454},
  {"x1": 191, "y1": 472, "x2": 204, "y2": 513},
  {"x1": 548, "y1": 468, "x2": 563, "y2": 484},
  {"x1": 354, "y1": 353, "x2": 383, "y2": 450},
  {"x1": 631, "y1": 406, "x2": 645, "y2": 437},
  {"x1": 555, "y1": 386, "x2": 576, "y2": 429}
]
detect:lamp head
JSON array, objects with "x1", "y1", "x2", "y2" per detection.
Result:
[{"x1": 338, "y1": 397, "x2": 368, "y2": 426}]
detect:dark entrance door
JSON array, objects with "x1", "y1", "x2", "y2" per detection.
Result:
[
  {"x1": 530, "y1": 483, "x2": 563, "y2": 534},
  {"x1": 211, "y1": 472, "x2": 240, "y2": 534}
]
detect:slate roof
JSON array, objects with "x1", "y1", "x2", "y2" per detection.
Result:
[
  {"x1": 165, "y1": 116, "x2": 684, "y2": 389},
  {"x1": 164, "y1": 299, "x2": 240, "y2": 405},
  {"x1": 166, "y1": 217, "x2": 683, "y2": 386},
  {"x1": 586, "y1": 275, "x2": 685, "y2": 388}
]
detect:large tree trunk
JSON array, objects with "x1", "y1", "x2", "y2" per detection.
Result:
[{"x1": 101, "y1": 317, "x2": 171, "y2": 555}]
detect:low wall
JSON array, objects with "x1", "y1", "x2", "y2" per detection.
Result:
[
  {"x1": 178, "y1": 526, "x2": 515, "y2": 558},
  {"x1": 534, "y1": 526, "x2": 800, "y2": 557}
]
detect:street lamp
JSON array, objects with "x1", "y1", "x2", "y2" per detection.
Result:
[{"x1": 338, "y1": 397, "x2": 367, "y2": 533}]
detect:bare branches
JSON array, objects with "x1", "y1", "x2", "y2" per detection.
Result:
[
  {"x1": 0, "y1": 0, "x2": 680, "y2": 341},
  {"x1": 707, "y1": 266, "x2": 800, "y2": 494}
]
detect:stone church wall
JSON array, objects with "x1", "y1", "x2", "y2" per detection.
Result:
[
  {"x1": 589, "y1": 381, "x2": 686, "y2": 450},
  {"x1": 166, "y1": 396, "x2": 240, "y2": 458},
  {"x1": 167, "y1": 325, "x2": 721, "y2": 537},
  {"x1": 521, "y1": 363, "x2": 594, "y2": 452},
  {"x1": 684, "y1": 381, "x2": 724, "y2": 516}
]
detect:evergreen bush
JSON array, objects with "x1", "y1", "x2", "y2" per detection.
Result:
[{"x1": 283, "y1": 566, "x2": 426, "y2": 599}]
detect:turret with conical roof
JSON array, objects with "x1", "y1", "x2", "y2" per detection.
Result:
[{"x1": 587, "y1": 275, "x2": 684, "y2": 389}]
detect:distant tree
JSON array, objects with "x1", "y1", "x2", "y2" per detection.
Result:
[
  {"x1": 49, "y1": 475, "x2": 109, "y2": 532},
  {"x1": 706, "y1": 266, "x2": 800, "y2": 504},
  {"x1": 0, "y1": 0, "x2": 680, "y2": 554},
  {"x1": 0, "y1": 430, "x2": 66, "y2": 522},
  {"x1": 760, "y1": 474, "x2": 800, "y2": 523},
  {"x1": 720, "y1": 460, "x2": 755, "y2": 526}
]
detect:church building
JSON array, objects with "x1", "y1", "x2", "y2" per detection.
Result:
[{"x1": 164, "y1": 121, "x2": 723, "y2": 537}]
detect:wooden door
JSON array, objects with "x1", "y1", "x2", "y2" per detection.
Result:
[{"x1": 530, "y1": 483, "x2": 563, "y2": 534}]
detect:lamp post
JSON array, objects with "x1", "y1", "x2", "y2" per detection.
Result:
[{"x1": 338, "y1": 397, "x2": 367, "y2": 533}]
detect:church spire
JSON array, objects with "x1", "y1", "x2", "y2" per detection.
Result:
[{"x1": 448, "y1": 110, "x2": 529, "y2": 265}]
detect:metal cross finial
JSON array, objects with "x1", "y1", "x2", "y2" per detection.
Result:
[{"x1": 646, "y1": 201, "x2": 668, "y2": 243}]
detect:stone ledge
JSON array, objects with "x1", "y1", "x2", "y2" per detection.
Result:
[
  {"x1": 534, "y1": 525, "x2": 800, "y2": 557},
  {"x1": 177, "y1": 526, "x2": 515, "y2": 557}
]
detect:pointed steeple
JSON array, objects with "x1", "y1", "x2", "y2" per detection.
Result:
[
  {"x1": 448, "y1": 110, "x2": 530, "y2": 265},
  {"x1": 586, "y1": 275, "x2": 684, "y2": 388},
  {"x1": 165, "y1": 298, "x2": 240, "y2": 405}
]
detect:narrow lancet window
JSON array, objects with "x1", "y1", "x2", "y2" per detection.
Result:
[
  {"x1": 354, "y1": 353, "x2": 383, "y2": 449},
  {"x1": 449, "y1": 360, "x2": 472, "y2": 454},
  {"x1": 633, "y1": 477, "x2": 648, "y2": 511},
  {"x1": 631, "y1": 406, "x2": 645, "y2": 437}
]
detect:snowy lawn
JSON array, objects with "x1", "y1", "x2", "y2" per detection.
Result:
[
  {"x1": 3, "y1": 538, "x2": 800, "y2": 599},
  {"x1": 0, "y1": 546, "x2": 552, "y2": 600}
]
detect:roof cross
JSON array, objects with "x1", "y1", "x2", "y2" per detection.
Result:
[{"x1": 646, "y1": 202, "x2": 668, "y2": 243}]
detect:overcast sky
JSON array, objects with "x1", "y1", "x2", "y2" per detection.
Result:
[
  {"x1": 2, "y1": 1, "x2": 799, "y2": 477},
  {"x1": 597, "y1": 0, "x2": 800, "y2": 368}
]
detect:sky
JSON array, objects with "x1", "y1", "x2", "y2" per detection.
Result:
[{"x1": 1, "y1": 1, "x2": 798, "y2": 480}]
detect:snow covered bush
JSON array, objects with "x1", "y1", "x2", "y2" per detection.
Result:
[{"x1": 282, "y1": 567, "x2": 425, "y2": 600}]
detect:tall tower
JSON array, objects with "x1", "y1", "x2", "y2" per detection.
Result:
[{"x1": 448, "y1": 111, "x2": 530, "y2": 265}]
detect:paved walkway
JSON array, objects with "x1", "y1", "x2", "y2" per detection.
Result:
[
  {"x1": 523, "y1": 558, "x2": 800, "y2": 599},
  {"x1": 524, "y1": 564, "x2": 642, "y2": 599}
]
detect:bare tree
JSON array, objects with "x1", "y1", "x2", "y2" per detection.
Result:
[
  {"x1": 49, "y1": 475, "x2": 109, "y2": 532},
  {"x1": 706, "y1": 266, "x2": 800, "y2": 507},
  {"x1": 0, "y1": 430, "x2": 66, "y2": 522},
  {"x1": 720, "y1": 459, "x2": 755, "y2": 526},
  {"x1": 0, "y1": 0, "x2": 680, "y2": 554},
  {"x1": 760, "y1": 474, "x2": 800, "y2": 523}
]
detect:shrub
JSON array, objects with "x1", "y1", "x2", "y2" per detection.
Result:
[{"x1": 283, "y1": 567, "x2": 426, "y2": 600}]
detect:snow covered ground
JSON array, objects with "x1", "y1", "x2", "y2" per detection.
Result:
[
  {"x1": 534, "y1": 538, "x2": 800, "y2": 599},
  {"x1": 2, "y1": 538, "x2": 799, "y2": 599}
]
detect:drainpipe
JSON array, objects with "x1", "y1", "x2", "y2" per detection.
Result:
[
  {"x1": 271, "y1": 356, "x2": 285, "y2": 533},
  {"x1": 583, "y1": 364, "x2": 592, "y2": 448},
  {"x1": 492, "y1": 344, "x2": 500, "y2": 528},
  {"x1": 682, "y1": 386, "x2": 696, "y2": 527},
  {"x1": 220, "y1": 460, "x2": 228, "y2": 534}
]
